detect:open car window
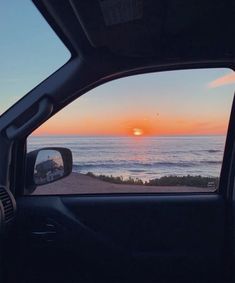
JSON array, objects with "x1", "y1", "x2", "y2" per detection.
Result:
[
  {"x1": 0, "y1": 1, "x2": 70, "y2": 116},
  {"x1": 27, "y1": 68, "x2": 234, "y2": 195}
]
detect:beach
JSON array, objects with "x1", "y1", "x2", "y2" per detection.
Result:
[{"x1": 33, "y1": 172, "x2": 215, "y2": 195}]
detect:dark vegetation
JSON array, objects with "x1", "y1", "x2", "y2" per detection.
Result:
[
  {"x1": 86, "y1": 172, "x2": 145, "y2": 185},
  {"x1": 147, "y1": 175, "x2": 219, "y2": 188},
  {"x1": 86, "y1": 172, "x2": 219, "y2": 188}
]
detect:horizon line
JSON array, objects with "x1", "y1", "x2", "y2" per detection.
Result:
[{"x1": 30, "y1": 133, "x2": 227, "y2": 137}]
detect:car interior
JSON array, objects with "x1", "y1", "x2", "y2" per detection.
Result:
[{"x1": 1, "y1": 0, "x2": 235, "y2": 282}]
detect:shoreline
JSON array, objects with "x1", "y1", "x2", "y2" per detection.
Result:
[{"x1": 33, "y1": 172, "x2": 215, "y2": 195}]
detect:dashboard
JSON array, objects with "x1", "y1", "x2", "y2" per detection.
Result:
[
  {"x1": 0, "y1": 186, "x2": 16, "y2": 282},
  {"x1": 0, "y1": 203, "x2": 2, "y2": 233},
  {"x1": 0, "y1": 186, "x2": 16, "y2": 232}
]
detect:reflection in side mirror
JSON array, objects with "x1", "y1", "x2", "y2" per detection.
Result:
[
  {"x1": 26, "y1": 147, "x2": 72, "y2": 193},
  {"x1": 34, "y1": 150, "x2": 65, "y2": 185}
]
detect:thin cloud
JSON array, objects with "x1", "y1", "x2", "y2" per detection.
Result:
[{"x1": 208, "y1": 72, "x2": 235, "y2": 88}]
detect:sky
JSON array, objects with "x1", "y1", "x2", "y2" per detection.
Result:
[
  {"x1": 0, "y1": 1, "x2": 70, "y2": 113},
  {"x1": 1, "y1": 1, "x2": 235, "y2": 137},
  {"x1": 33, "y1": 68, "x2": 235, "y2": 136}
]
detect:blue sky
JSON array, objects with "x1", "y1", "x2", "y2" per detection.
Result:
[{"x1": 0, "y1": 0, "x2": 70, "y2": 114}]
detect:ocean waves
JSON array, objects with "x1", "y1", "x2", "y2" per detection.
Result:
[
  {"x1": 73, "y1": 160, "x2": 222, "y2": 171},
  {"x1": 28, "y1": 135, "x2": 225, "y2": 180}
]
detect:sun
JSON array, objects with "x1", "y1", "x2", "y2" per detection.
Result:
[{"x1": 133, "y1": 128, "x2": 143, "y2": 136}]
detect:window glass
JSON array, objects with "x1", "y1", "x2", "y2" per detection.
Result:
[
  {"x1": 27, "y1": 68, "x2": 234, "y2": 195},
  {"x1": 0, "y1": 1, "x2": 70, "y2": 115}
]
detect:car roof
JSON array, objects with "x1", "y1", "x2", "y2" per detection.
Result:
[{"x1": 34, "y1": 0, "x2": 235, "y2": 69}]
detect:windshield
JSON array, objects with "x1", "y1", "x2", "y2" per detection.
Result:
[{"x1": 0, "y1": 1, "x2": 70, "y2": 115}]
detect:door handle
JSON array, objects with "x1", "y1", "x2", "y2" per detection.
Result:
[
  {"x1": 31, "y1": 223, "x2": 57, "y2": 242},
  {"x1": 31, "y1": 230, "x2": 57, "y2": 242},
  {"x1": 32, "y1": 231, "x2": 56, "y2": 235}
]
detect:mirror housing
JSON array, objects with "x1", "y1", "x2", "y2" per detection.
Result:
[{"x1": 26, "y1": 147, "x2": 72, "y2": 193}]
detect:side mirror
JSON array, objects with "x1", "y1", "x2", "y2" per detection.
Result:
[{"x1": 26, "y1": 147, "x2": 72, "y2": 193}]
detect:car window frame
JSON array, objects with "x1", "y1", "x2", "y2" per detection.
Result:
[{"x1": 23, "y1": 69, "x2": 235, "y2": 198}]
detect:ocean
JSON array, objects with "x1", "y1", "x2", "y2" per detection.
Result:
[{"x1": 27, "y1": 135, "x2": 225, "y2": 182}]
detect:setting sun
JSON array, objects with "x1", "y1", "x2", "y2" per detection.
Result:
[{"x1": 133, "y1": 128, "x2": 143, "y2": 136}]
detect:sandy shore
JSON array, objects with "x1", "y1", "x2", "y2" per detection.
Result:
[{"x1": 33, "y1": 172, "x2": 214, "y2": 195}]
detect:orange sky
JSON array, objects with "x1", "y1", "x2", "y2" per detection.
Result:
[
  {"x1": 34, "y1": 112, "x2": 229, "y2": 136},
  {"x1": 33, "y1": 69, "x2": 234, "y2": 137}
]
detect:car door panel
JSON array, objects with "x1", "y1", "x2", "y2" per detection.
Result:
[{"x1": 7, "y1": 194, "x2": 225, "y2": 283}]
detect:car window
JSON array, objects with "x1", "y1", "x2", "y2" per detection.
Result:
[
  {"x1": 27, "y1": 68, "x2": 234, "y2": 195},
  {"x1": 0, "y1": 1, "x2": 70, "y2": 115}
]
